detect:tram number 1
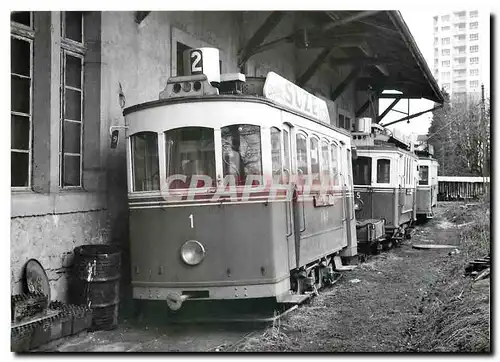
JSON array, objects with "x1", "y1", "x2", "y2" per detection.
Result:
[
  {"x1": 190, "y1": 49, "x2": 203, "y2": 75},
  {"x1": 189, "y1": 214, "x2": 194, "y2": 229}
]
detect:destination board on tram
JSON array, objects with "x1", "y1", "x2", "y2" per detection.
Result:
[{"x1": 263, "y1": 72, "x2": 330, "y2": 124}]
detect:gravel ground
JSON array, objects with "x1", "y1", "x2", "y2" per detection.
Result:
[
  {"x1": 33, "y1": 202, "x2": 490, "y2": 353},
  {"x1": 234, "y1": 202, "x2": 490, "y2": 352}
]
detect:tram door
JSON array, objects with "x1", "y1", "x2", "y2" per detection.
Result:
[{"x1": 282, "y1": 124, "x2": 297, "y2": 269}]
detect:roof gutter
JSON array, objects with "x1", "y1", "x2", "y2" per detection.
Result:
[{"x1": 387, "y1": 11, "x2": 444, "y2": 104}]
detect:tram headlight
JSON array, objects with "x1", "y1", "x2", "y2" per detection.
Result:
[
  {"x1": 354, "y1": 199, "x2": 363, "y2": 211},
  {"x1": 180, "y1": 240, "x2": 206, "y2": 266}
]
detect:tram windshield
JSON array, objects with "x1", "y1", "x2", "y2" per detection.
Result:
[
  {"x1": 221, "y1": 124, "x2": 262, "y2": 186},
  {"x1": 353, "y1": 156, "x2": 371, "y2": 185},
  {"x1": 419, "y1": 165, "x2": 429, "y2": 185},
  {"x1": 132, "y1": 132, "x2": 160, "y2": 192},
  {"x1": 377, "y1": 159, "x2": 391, "y2": 184},
  {"x1": 165, "y1": 127, "x2": 216, "y2": 188}
]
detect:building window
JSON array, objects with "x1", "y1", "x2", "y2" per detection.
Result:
[
  {"x1": 434, "y1": 37, "x2": 438, "y2": 45},
  {"x1": 455, "y1": 23, "x2": 466, "y2": 30},
  {"x1": 470, "y1": 21, "x2": 478, "y2": 29},
  {"x1": 442, "y1": 71, "x2": 450, "y2": 80},
  {"x1": 433, "y1": 16, "x2": 438, "y2": 25},
  {"x1": 470, "y1": 68, "x2": 479, "y2": 76},
  {"x1": 470, "y1": 57, "x2": 479, "y2": 65},
  {"x1": 442, "y1": 60, "x2": 450, "y2": 67},
  {"x1": 470, "y1": 80, "x2": 479, "y2": 88},
  {"x1": 441, "y1": 48, "x2": 450, "y2": 56},
  {"x1": 470, "y1": 45, "x2": 479, "y2": 53},
  {"x1": 434, "y1": 47, "x2": 438, "y2": 56},
  {"x1": 11, "y1": 12, "x2": 33, "y2": 188},
  {"x1": 338, "y1": 114, "x2": 345, "y2": 129},
  {"x1": 441, "y1": 15, "x2": 450, "y2": 22},
  {"x1": 441, "y1": 26, "x2": 450, "y2": 31},
  {"x1": 470, "y1": 33, "x2": 479, "y2": 41},
  {"x1": 442, "y1": 37, "x2": 450, "y2": 45},
  {"x1": 470, "y1": 10, "x2": 478, "y2": 18},
  {"x1": 455, "y1": 57, "x2": 466, "y2": 65},
  {"x1": 60, "y1": 12, "x2": 85, "y2": 187},
  {"x1": 176, "y1": 42, "x2": 191, "y2": 76},
  {"x1": 454, "y1": 34, "x2": 466, "y2": 41}
]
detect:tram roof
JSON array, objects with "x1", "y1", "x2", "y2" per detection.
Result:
[{"x1": 283, "y1": 11, "x2": 444, "y2": 104}]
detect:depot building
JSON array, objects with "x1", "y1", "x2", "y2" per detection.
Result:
[{"x1": 10, "y1": 11, "x2": 443, "y2": 303}]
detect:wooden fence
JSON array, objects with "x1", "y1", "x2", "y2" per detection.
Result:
[{"x1": 438, "y1": 176, "x2": 490, "y2": 201}]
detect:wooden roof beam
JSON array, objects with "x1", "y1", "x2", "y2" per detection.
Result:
[
  {"x1": 238, "y1": 11, "x2": 286, "y2": 69},
  {"x1": 377, "y1": 96, "x2": 403, "y2": 123},
  {"x1": 322, "y1": 11, "x2": 380, "y2": 32},
  {"x1": 330, "y1": 66, "x2": 363, "y2": 101},
  {"x1": 296, "y1": 48, "x2": 333, "y2": 87},
  {"x1": 135, "y1": 11, "x2": 150, "y2": 24}
]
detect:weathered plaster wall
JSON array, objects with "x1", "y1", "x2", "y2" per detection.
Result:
[{"x1": 11, "y1": 210, "x2": 108, "y2": 302}]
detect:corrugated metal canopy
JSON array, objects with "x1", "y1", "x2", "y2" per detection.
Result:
[{"x1": 290, "y1": 10, "x2": 444, "y2": 103}]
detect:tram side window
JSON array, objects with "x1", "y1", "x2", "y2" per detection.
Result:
[
  {"x1": 283, "y1": 129, "x2": 291, "y2": 178},
  {"x1": 377, "y1": 159, "x2": 391, "y2": 184},
  {"x1": 132, "y1": 132, "x2": 160, "y2": 192},
  {"x1": 270, "y1": 127, "x2": 282, "y2": 181},
  {"x1": 296, "y1": 133, "x2": 308, "y2": 176},
  {"x1": 419, "y1": 165, "x2": 429, "y2": 185},
  {"x1": 320, "y1": 140, "x2": 330, "y2": 182},
  {"x1": 221, "y1": 124, "x2": 262, "y2": 185},
  {"x1": 165, "y1": 127, "x2": 216, "y2": 188},
  {"x1": 331, "y1": 143, "x2": 340, "y2": 186},
  {"x1": 352, "y1": 156, "x2": 371, "y2": 185},
  {"x1": 310, "y1": 137, "x2": 320, "y2": 182}
]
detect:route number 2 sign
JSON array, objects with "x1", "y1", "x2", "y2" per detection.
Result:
[{"x1": 190, "y1": 49, "x2": 203, "y2": 75}]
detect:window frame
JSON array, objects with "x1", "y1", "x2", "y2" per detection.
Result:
[
  {"x1": 270, "y1": 126, "x2": 283, "y2": 181},
  {"x1": 352, "y1": 155, "x2": 372, "y2": 186},
  {"x1": 11, "y1": 13, "x2": 34, "y2": 190},
  {"x1": 59, "y1": 11, "x2": 86, "y2": 189},
  {"x1": 11, "y1": 33, "x2": 33, "y2": 190},
  {"x1": 131, "y1": 131, "x2": 161, "y2": 193},
  {"x1": 375, "y1": 158, "x2": 391, "y2": 184},
  {"x1": 295, "y1": 130, "x2": 309, "y2": 178}
]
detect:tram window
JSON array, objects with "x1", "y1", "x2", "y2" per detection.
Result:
[
  {"x1": 320, "y1": 140, "x2": 330, "y2": 182},
  {"x1": 352, "y1": 156, "x2": 371, "y2": 185},
  {"x1": 270, "y1": 127, "x2": 282, "y2": 180},
  {"x1": 221, "y1": 124, "x2": 262, "y2": 185},
  {"x1": 283, "y1": 129, "x2": 291, "y2": 175},
  {"x1": 165, "y1": 127, "x2": 216, "y2": 188},
  {"x1": 310, "y1": 138, "x2": 320, "y2": 182},
  {"x1": 331, "y1": 143, "x2": 339, "y2": 186},
  {"x1": 296, "y1": 133, "x2": 308, "y2": 177},
  {"x1": 377, "y1": 159, "x2": 391, "y2": 184},
  {"x1": 419, "y1": 165, "x2": 429, "y2": 185},
  {"x1": 132, "y1": 132, "x2": 160, "y2": 192}
]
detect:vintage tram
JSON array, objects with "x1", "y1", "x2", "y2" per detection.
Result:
[
  {"x1": 122, "y1": 48, "x2": 358, "y2": 311},
  {"x1": 415, "y1": 144, "x2": 439, "y2": 220},
  {"x1": 351, "y1": 121, "x2": 418, "y2": 249}
]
